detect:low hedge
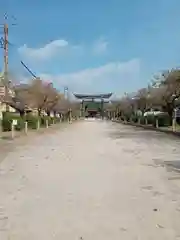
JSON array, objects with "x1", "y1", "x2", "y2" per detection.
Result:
[
  {"x1": 145, "y1": 114, "x2": 171, "y2": 127},
  {"x1": 1, "y1": 113, "x2": 63, "y2": 132},
  {"x1": 135, "y1": 114, "x2": 171, "y2": 127},
  {"x1": 121, "y1": 113, "x2": 171, "y2": 127},
  {"x1": 53, "y1": 117, "x2": 61, "y2": 124},
  {"x1": 40, "y1": 116, "x2": 52, "y2": 127},
  {"x1": 25, "y1": 114, "x2": 40, "y2": 129},
  {"x1": 2, "y1": 112, "x2": 25, "y2": 131},
  {"x1": 155, "y1": 115, "x2": 170, "y2": 127}
]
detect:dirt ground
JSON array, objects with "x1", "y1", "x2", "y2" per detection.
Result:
[{"x1": 0, "y1": 119, "x2": 180, "y2": 239}]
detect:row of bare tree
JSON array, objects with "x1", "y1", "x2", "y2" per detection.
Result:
[
  {"x1": 113, "y1": 68, "x2": 180, "y2": 119},
  {"x1": 7, "y1": 78, "x2": 78, "y2": 117}
]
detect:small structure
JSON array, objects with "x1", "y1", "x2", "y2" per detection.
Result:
[
  {"x1": 0, "y1": 71, "x2": 16, "y2": 114},
  {"x1": 73, "y1": 93, "x2": 113, "y2": 118}
]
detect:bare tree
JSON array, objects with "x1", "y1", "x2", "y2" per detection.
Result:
[
  {"x1": 133, "y1": 88, "x2": 150, "y2": 112},
  {"x1": 155, "y1": 69, "x2": 180, "y2": 118},
  {"x1": 15, "y1": 79, "x2": 61, "y2": 115}
]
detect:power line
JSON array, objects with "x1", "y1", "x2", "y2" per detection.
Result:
[{"x1": 20, "y1": 61, "x2": 37, "y2": 79}]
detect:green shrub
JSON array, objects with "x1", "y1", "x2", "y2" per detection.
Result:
[
  {"x1": 176, "y1": 117, "x2": 180, "y2": 125},
  {"x1": 153, "y1": 114, "x2": 171, "y2": 127},
  {"x1": 40, "y1": 116, "x2": 52, "y2": 126},
  {"x1": 40, "y1": 116, "x2": 45, "y2": 127},
  {"x1": 15, "y1": 117, "x2": 25, "y2": 131},
  {"x1": 1, "y1": 112, "x2": 63, "y2": 132},
  {"x1": 146, "y1": 115, "x2": 154, "y2": 125},
  {"x1": 140, "y1": 114, "x2": 171, "y2": 127},
  {"x1": 53, "y1": 117, "x2": 60, "y2": 123},
  {"x1": 131, "y1": 115, "x2": 138, "y2": 123},
  {"x1": 123, "y1": 114, "x2": 130, "y2": 122},
  {"x1": 2, "y1": 112, "x2": 25, "y2": 131},
  {"x1": 2, "y1": 112, "x2": 12, "y2": 131},
  {"x1": 49, "y1": 117, "x2": 54, "y2": 125},
  {"x1": 139, "y1": 116, "x2": 146, "y2": 125},
  {"x1": 25, "y1": 114, "x2": 40, "y2": 129},
  {"x1": 60, "y1": 113, "x2": 66, "y2": 122}
]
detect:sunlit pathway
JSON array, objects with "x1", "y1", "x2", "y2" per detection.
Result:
[{"x1": 0, "y1": 120, "x2": 180, "y2": 239}]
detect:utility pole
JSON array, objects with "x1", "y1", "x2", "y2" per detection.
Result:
[
  {"x1": 0, "y1": 13, "x2": 16, "y2": 111},
  {"x1": 4, "y1": 21, "x2": 8, "y2": 110}
]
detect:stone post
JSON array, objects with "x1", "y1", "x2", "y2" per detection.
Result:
[
  {"x1": 0, "y1": 111, "x2": 2, "y2": 135},
  {"x1": 0, "y1": 119, "x2": 2, "y2": 136},
  {"x1": 80, "y1": 100, "x2": 84, "y2": 118},
  {"x1": 145, "y1": 117, "x2": 148, "y2": 125},
  {"x1": 113, "y1": 111, "x2": 116, "y2": 120},
  {"x1": 25, "y1": 121, "x2": 28, "y2": 135},
  {"x1": 172, "y1": 118, "x2": 176, "y2": 132},
  {"x1": 11, "y1": 122, "x2": 15, "y2": 139},
  {"x1": 46, "y1": 119, "x2": 49, "y2": 128},
  {"x1": 37, "y1": 120, "x2": 40, "y2": 130},
  {"x1": 155, "y1": 118, "x2": 159, "y2": 128},
  {"x1": 69, "y1": 108, "x2": 72, "y2": 123},
  {"x1": 101, "y1": 99, "x2": 104, "y2": 119}
]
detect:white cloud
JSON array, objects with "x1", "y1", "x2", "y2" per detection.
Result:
[
  {"x1": 38, "y1": 58, "x2": 140, "y2": 93},
  {"x1": 92, "y1": 38, "x2": 108, "y2": 55},
  {"x1": 17, "y1": 39, "x2": 140, "y2": 95},
  {"x1": 18, "y1": 37, "x2": 109, "y2": 62},
  {"x1": 18, "y1": 39, "x2": 69, "y2": 61}
]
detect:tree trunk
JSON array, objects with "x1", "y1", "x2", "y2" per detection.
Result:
[
  {"x1": 163, "y1": 103, "x2": 173, "y2": 125},
  {"x1": 38, "y1": 109, "x2": 41, "y2": 116},
  {"x1": 20, "y1": 111, "x2": 25, "y2": 118}
]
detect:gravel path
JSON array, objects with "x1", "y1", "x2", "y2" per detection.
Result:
[{"x1": 0, "y1": 119, "x2": 180, "y2": 239}]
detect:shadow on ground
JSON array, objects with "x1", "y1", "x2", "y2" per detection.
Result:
[
  {"x1": 109, "y1": 122, "x2": 180, "y2": 174},
  {"x1": 109, "y1": 125, "x2": 166, "y2": 140},
  {"x1": 164, "y1": 161, "x2": 180, "y2": 172}
]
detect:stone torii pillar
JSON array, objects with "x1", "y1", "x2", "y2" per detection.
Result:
[
  {"x1": 80, "y1": 100, "x2": 84, "y2": 118},
  {"x1": 100, "y1": 98, "x2": 104, "y2": 119},
  {"x1": 68, "y1": 108, "x2": 72, "y2": 123}
]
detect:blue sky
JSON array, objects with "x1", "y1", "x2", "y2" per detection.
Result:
[{"x1": 1, "y1": 0, "x2": 180, "y2": 97}]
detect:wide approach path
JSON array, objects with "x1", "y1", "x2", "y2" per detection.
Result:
[{"x1": 0, "y1": 119, "x2": 180, "y2": 239}]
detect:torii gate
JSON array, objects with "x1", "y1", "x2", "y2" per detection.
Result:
[{"x1": 73, "y1": 93, "x2": 113, "y2": 119}]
